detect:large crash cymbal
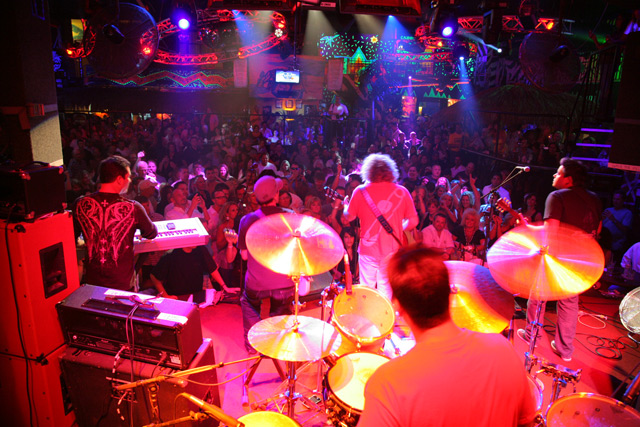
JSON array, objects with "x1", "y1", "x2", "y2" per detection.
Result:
[
  {"x1": 445, "y1": 261, "x2": 515, "y2": 333},
  {"x1": 487, "y1": 223, "x2": 604, "y2": 301},
  {"x1": 248, "y1": 315, "x2": 342, "y2": 362},
  {"x1": 246, "y1": 213, "x2": 344, "y2": 276}
]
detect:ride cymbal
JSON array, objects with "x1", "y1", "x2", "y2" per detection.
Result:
[
  {"x1": 248, "y1": 315, "x2": 342, "y2": 362},
  {"x1": 246, "y1": 213, "x2": 344, "y2": 276},
  {"x1": 487, "y1": 223, "x2": 604, "y2": 301},
  {"x1": 445, "y1": 261, "x2": 515, "y2": 333}
]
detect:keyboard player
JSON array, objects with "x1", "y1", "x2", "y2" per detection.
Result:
[{"x1": 74, "y1": 156, "x2": 158, "y2": 291}]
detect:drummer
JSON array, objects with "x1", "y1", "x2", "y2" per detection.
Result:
[
  {"x1": 235, "y1": 175, "x2": 296, "y2": 354},
  {"x1": 357, "y1": 245, "x2": 537, "y2": 427}
]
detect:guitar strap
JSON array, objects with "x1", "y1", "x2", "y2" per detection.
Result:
[{"x1": 361, "y1": 188, "x2": 404, "y2": 246}]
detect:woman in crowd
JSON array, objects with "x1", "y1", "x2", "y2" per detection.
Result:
[
  {"x1": 332, "y1": 226, "x2": 359, "y2": 283},
  {"x1": 453, "y1": 208, "x2": 486, "y2": 264},
  {"x1": 519, "y1": 193, "x2": 543, "y2": 224},
  {"x1": 215, "y1": 201, "x2": 241, "y2": 288}
]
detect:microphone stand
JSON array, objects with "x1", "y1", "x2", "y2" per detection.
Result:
[{"x1": 114, "y1": 355, "x2": 261, "y2": 391}]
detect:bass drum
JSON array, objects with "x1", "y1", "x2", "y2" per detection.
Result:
[
  {"x1": 546, "y1": 393, "x2": 640, "y2": 426},
  {"x1": 238, "y1": 411, "x2": 301, "y2": 426},
  {"x1": 330, "y1": 286, "x2": 395, "y2": 358},
  {"x1": 323, "y1": 352, "x2": 389, "y2": 427}
]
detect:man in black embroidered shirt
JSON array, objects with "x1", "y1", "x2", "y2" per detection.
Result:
[{"x1": 74, "y1": 155, "x2": 157, "y2": 291}]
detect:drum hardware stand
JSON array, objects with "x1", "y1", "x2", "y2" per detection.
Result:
[
  {"x1": 249, "y1": 274, "x2": 326, "y2": 420},
  {"x1": 525, "y1": 254, "x2": 548, "y2": 374},
  {"x1": 537, "y1": 361, "x2": 581, "y2": 408},
  {"x1": 249, "y1": 360, "x2": 325, "y2": 419},
  {"x1": 242, "y1": 355, "x2": 287, "y2": 406}
]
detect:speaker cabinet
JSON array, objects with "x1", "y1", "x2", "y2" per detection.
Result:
[
  {"x1": 60, "y1": 339, "x2": 220, "y2": 427},
  {"x1": 0, "y1": 212, "x2": 79, "y2": 357},
  {"x1": 0, "y1": 212, "x2": 79, "y2": 426},
  {"x1": 0, "y1": 345, "x2": 74, "y2": 427}
]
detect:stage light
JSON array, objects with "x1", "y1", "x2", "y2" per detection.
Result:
[
  {"x1": 371, "y1": 36, "x2": 378, "y2": 44},
  {"x1": 142, "y1": 46, "x2": 152, "y2": 55},
  {"x1": 275, "y1": 28, "x2": 284, "y2": 38},
  {"x1": 441, "y1": 23, "x2": 456, "y2": 38},
  {"x1": 546, "y1": 21, "x2": 554, "y2": 30},
  {"x1": 549, "y1": 45, "x2": 570, "y2": 62},
  {"x1": 430, "y1": 5, "x2": 458, "y2": 38},
  {"x1": 103, "y1": 23, "x2": 125, "y2": 44},
  {"x1": 178, "y1": 18, "x2": 190, "y2": 30},
  {"x1": 452, "y1": 44, "x2": 469, "y2": 61},
  {"x1": 171, "y1": 2, "x2": 196, "y2": 32}
]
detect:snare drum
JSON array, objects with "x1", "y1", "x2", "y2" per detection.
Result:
[
  {"x1": 238, "y1": 411, "x2": 301, "y2": 426},
  {"x1": 546, "y1": 393, "x2": 640, "y2": 426},
  {"x1": 324, "y1": 352, "x2": 389, "y2": 427},
  {"x1": 330, "y1": 286, "x2": 395, "y2": 357}
]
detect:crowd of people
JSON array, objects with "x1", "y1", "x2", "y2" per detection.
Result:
[{"x1": 61, "y1": 108, "x2": 635, "y2": 280}]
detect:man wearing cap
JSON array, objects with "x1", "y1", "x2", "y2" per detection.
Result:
[{"x1": 236, "y1": 175, "x2": 295, "y2": 354}]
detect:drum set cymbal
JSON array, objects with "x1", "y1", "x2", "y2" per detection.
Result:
[
  {"x1": 248, "y1": 315, "x2": 343, "y2": 362},
  {"x1": 487, "y1": 223, "x2": 604, "y2": 301},
  {"x1": 445, "y1": 261, "x2": 514, "y2": 334},
  {"x1": 246, "y1": 212, "x2": 345, "y2": 277}
]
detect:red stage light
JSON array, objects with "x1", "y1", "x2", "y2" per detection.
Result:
[
  {"x1": 545, "y1": 22, "x2": 554, "y2": 30},
  {"x1": 142, "y1": 46, "x2": 152, "y2": 55},
  {"x1": 66, "y1": 48, "x2": 74, "y2": 56}
]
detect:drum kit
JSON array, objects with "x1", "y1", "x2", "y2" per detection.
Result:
[
  {"x1": 241, "y1": 214, "x2": 640, "y2": 426},
  {"x1": 125, "y1": 214, "x2": 640, "y2": 426}
]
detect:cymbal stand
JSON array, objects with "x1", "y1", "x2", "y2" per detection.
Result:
[
  {"x1": 525, "y1": 300, "x2": 545, "y2": 373},
  {"x1": 537, "y1": 361, "x2": 581, "y2": 409},
  {"x1": 525, "y1": 248, "x2": 549, "y2": 373},
  {"x1": 242, "y1": 355, "x2": 286, "y2": 406},
  {"x1": 249, "y1": 274, "x2": 324, "y2": 420}
]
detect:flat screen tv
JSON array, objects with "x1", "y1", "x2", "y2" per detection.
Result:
[{"x1": 275, "y1": 69, "x2": 300, "y2": 84}]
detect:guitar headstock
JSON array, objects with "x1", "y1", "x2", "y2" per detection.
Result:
[
  {"x1": 324, "y1": 186, "x2": 343, "y2": 201},
  {"x1": 224, "y1": 228, "x2": 238, "y2": 243},
  {"x1": 495, "y1": 198, "x2": 514, "y2": 215}
]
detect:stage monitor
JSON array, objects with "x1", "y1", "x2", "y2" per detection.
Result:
[{"x1": 275, "y1": 69, "x2": 300, "y2": 84}]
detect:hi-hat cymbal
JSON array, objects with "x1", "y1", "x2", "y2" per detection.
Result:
[
  {"x1": 487, "y1": 223, "x2": 604, "y2": 301},
  {"x1": 445, "y1": 261, "x2": 515, "y2": 333},
  {"x1": 246, "y1": 213, "x2": 344, "y2": 276},
  {"x1": 248, "y1": 315, "x2": 342, "y2": 362}
]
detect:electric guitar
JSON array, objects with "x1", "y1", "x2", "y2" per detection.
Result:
[
  {"x1": 324, "y1": 186, "x2": 344, "y2": 201},
  {"x1": 495, "y1": 198, "x2": 527, "y2": 225}
]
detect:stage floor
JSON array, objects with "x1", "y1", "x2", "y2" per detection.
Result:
[{"x1": 199, "y1": 289, "x2": 640, "y2": 426}]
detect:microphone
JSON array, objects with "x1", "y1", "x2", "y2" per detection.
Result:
[
  {"x1": 515, "y1": 166, "x2": 530, "y2": 172},
  {"x1": 180, "y1": 393, "x2": 244, "y2": 427}
]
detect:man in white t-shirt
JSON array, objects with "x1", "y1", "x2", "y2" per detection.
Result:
[
  {"x1": 343, "y1": 154, "x2": 419, "y2": 300},
  {"x1": 421, "y1": 213, "x2": 454, "y2": 259},
  {"x1": 481, "y1": 173, "x2": 510, "y2": 203}
]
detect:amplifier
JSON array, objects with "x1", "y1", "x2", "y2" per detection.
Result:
[
  {"x1": 60, "y1": 339, "x2": 219, "y2": 427},
  {"x1": 56, "y1": 285, "x2": 203, "y2": 369},
  {"x1": 0, "y1": 162, "x2": 66, "y2": 220}
]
